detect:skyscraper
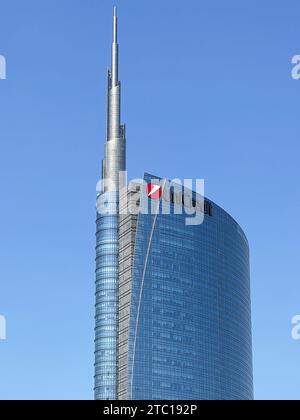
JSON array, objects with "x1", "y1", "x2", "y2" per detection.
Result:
[
  {"x1": 95, "y1": 8, "x2": 253, "y2": 401},
  {"x1": 94, "y1": 7, "x2": 125, "y2": 400}
]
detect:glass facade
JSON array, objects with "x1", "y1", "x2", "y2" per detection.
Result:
[
  {"x1": 96, "y1": 9, "x2": 253, "y2": 402},
  {"x1": 124, "y1": 174, "x2": 253, "y2": 400},
  {"x1": 95, "y1": 192, "x2": 119, "y2": 400}
]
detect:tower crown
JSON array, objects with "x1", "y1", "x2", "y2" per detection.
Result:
[{"x1": 102, "y1": 7, "x2": 126, "y2": 192}]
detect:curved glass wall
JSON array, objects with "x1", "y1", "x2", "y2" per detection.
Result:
[
  {"x1": 95, "y1": 192, "x2": 119, "y2": 400},
  {"x1": 125, "y1": 175, "x2": 253, "y2": 400}
]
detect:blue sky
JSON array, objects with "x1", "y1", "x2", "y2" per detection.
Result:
[{"x1": 0, "y1": 0, "x2": 299, "y2": 400}]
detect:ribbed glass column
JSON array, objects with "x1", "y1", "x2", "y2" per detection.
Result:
[{"x1": 95, "y1": 192, "x2": 118, "y2": 400}]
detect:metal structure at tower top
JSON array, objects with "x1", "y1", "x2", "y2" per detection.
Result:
[
  {"x1": 95, "y1": 7, "x2": 125, "y2": 401},
  {"x1": 102, "y1": 6, "x2": 126, "y2": 192}
]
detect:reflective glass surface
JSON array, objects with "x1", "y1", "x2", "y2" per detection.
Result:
[
  {"x1": 95, "y1": 192, "x2": 119, "y2": 400},
  {"x1": 127, "y1": 175, "x2": 253, "y2": 400}
]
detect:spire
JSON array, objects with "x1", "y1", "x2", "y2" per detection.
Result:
[
  {"x1": 111, "y1": 6, "x2": 119, "y2": 88},
  {"x1": 113, "y1": 7, "x2": 118, "y2": 43},
  {"x1": 106, "y1": 6, "x2": 121, "y2": 141},
  {"x1": 102, "y1": 7, "x2": 126, "y2": 192}
]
